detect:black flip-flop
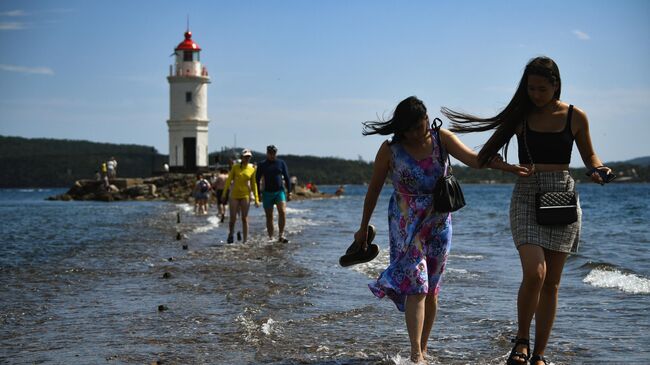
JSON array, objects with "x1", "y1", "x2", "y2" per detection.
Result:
[{"x1": 339, "y1": 225, "x2": 380, "y2": 267}]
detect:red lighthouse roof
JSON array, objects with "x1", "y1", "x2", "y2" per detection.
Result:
[{"x1": 175, "y1": 31, "x2": 201, "y2": 51}]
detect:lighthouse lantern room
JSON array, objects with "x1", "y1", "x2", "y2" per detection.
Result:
[{"x1": 167, "y1": 29, "x2": 210, "y2": 172}]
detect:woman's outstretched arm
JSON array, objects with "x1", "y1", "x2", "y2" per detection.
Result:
[
  {"x1": 355, "y1": 141, "x2": 391, "y2": 248},
  {"x1": 440, "y1": 128, "x2": 531, "y2": 176}
]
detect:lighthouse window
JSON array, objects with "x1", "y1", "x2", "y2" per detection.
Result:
[
  {"x1": 183, "y1": 51, "x2": 194, "y2": 62},
  {"x1": 185, "y1": 92, "x2": 192, "y2": 103}
]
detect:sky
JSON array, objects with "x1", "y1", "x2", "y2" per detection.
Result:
[{"x1": 0, "y1": 0, "x2": 649, "y2": 165}]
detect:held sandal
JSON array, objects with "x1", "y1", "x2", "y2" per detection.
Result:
[
  {"x1": 506, "y1": 338, "x2": 530, "y2": 365},
  {"x1": 529, "y1": 355, "x2": 549, "y2": 365},
  {"x1": 339, "y1": 225, "x2": 379, "y2": 267}
]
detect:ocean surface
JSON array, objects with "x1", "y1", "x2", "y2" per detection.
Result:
[{"x1": 0, "y1": 183, "x2": 649, "y2": 364}]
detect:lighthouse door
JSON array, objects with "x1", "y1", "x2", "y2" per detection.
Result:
[{"x1": 183, "y1": 137, "x2": 197, "y2": 170}]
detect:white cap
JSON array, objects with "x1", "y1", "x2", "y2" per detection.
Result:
[{"x1": 242, "y1": 148, "x2": 253, "y2": 157}]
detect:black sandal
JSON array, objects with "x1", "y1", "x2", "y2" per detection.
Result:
[
  {"x1": 529, "y1": 354, "x2": 549, "y2": 365},
  {"x1": 506, "y1": 338, "x2": 530, "y2": 365},
  {"x1": 339, "y1": 225, "x2": 379, "y2": 267}
]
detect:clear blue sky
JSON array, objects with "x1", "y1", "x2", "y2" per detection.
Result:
[{"x1": 1, "y1": 0, "x2": 648, "y2": 165}]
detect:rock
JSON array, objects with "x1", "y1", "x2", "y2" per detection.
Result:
[
  {"x1": 182, "y1": 244, "x2": 188, "y2": 250},
  {"x1": 162, "y1": 272, "x2": 172, "y2": 279},
  {"x1": 96, "y1": 192, "x2": 114, "y2": 202},
  {"x1": 124, "y1": 184, "x2": 156, "y2": 197},
  {"x1": 158, "y1": 305, "x2": 168, "y2": 311}
]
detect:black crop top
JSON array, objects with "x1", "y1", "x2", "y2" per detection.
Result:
[{"x1": 517, "y1": 105, "x2": 575, "y2": 165}]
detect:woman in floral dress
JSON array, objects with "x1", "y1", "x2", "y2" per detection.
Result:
[{"x1": 355, "y1": 96, "x2": 528, "y2": 363}]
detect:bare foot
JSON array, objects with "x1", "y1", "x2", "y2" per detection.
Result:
[{"x1": 410, "y1": 353, "x2": 425, "y2": 364}]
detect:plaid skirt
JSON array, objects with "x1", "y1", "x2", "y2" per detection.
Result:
[{"x1": 510, "y1": 171, "x2": 581, "y2": 253}]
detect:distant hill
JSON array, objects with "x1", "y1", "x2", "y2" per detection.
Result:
[
  {"x1": 0, "y1": 137, "x2": 373, "y2": 188},
  {"x1": 619, "y1": 156, "x2": 650, "y2": 166},
  {"x1": 210, "y1": 148, "x2": 373, "y2": 185},
  {"x1": 0, "y1": 136, "x2": 165, "y2": 188},
  {"x1": 1, "y1": 136, "x2": 648, "y2": 188}
]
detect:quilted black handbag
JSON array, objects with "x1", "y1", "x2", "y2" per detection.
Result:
[
  {"x1": 431, "y1": 118, "x2": 466, "y2": 213},
  {"x1": 535, "y1": 191, "x2": 578, "y2": 225},
  {"x1": 523, "y1": 119, "x2": 578, "y2": 226}
]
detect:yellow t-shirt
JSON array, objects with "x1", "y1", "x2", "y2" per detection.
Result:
[{"x1": 222, "y1": 163, "x2": 259, "y2": 202}]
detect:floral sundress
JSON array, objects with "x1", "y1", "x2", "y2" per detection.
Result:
[{"x1": 368, "y1": 135, "x2": 452, "y2": 312}]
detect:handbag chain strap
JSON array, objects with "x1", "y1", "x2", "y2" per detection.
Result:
[
  {"x1": 431, "y1": 118, "x2": 452, "y2": 176},
  {"x1": 522, "y1": 119, "x2": 570, "y2": 192}
]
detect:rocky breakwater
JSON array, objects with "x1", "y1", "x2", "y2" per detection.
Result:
[
  {"x1": 48, "y1": 174, "x2": 334, "y2": 202},
  {"x1": 49, "y1": 174, "x2": 195, "y2": 202}
]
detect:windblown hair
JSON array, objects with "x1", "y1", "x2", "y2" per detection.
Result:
[
  {"x1": 441, "y1": 56, "x2": 562, "y2": 166},
  {"x1": 363, "y1": 96, "x2": 427, "y2": 140}
]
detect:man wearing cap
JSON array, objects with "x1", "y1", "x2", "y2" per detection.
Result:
[{"x1": 256, "y1": 145, "x2": 292, "y2": 243}]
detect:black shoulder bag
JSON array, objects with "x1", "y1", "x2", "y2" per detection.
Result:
[
  {"x1": 522, "y1": 119, "x2": 578, "y2": 225},
  {"x1": 431, "y1": 118, "x2": 466, "y2": 213}
]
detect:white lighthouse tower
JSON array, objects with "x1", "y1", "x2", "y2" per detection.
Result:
[{"x1": 167, "y1": 29, "x2": 210, "y2": 172}]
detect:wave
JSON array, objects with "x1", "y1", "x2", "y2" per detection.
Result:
[
  {"x1": 192, "y1": 215, "x2": 220, "y2": 234},
  {"x1": 285, "y1": 207, "x2": 311, "y2": 214},
  {"x1": 175, "y1": 203, "x2": 194, "y2": 213},
  {"x1": 352, "y1": 249, "x2": 389, "y2": 278},
  {"x1": 18, "y1": 188, "x2": 52, "y2": 193},
  {"x1": 583, "y1": 267, "x2": 650, "y2": 295},
  {"x1": 450, "y1": 254, "x2": 485, "y2": 260}
]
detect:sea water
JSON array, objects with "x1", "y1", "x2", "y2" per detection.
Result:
[{"x1": 0, "y1": 184, "x2": 648, "y2": 364}]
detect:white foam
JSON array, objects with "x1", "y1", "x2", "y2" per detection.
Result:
[
  {"x1": 450, "y1": 254, "x2": 484, "y2": 260},
  {"x1": 192, "y1": 215, "x2": 220, "y2": 233},
  {"x1": 352, "y1": 249, "x2": 390, "y2": 278},
  {"x1": 583, "y1": 268, "x2": 650, "y2": 294},
  {"x1": 285, "y1": 207, "x2": 310, "y2": 214},
  {"x1": 286, "y1": 217, "x2": 318, "y2": 228},
  {"x1": 388, "y1": 353, "x2": 419, "y2": 365},
  {"x1": 176, "y1": 203, "x2": 193, "y2": 213},
  {"x1": 260, "y1": 318, "x2": 278, "y2": 335}
]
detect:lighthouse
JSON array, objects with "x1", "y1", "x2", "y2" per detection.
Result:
[{"x1": 167, "y1": 29, "x2": 210, "y2": 172}]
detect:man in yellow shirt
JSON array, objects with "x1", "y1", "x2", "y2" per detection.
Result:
[{"x1": 222, "y1": 149, "x2": 260, "y2": 243}]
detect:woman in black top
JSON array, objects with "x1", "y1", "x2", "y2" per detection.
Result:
[{"x1": 441, "y1": 56, "x2": 613, "y2": 365}]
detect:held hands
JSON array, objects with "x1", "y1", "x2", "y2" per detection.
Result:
[
  {"x1": 490, "y1": 154, "x2": 533, "y2": 177},
  {"x1": 508, "y1": 164, "x2": 534, "y2": 177}
]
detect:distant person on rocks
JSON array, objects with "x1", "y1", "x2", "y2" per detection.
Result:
[
  {"x1": 354, "y1": 96, "x2": 527, "y2": 363},
  {"x1": 163, "y1": 163, "x2": 170, "y2": 173},
  {"x1": 100, "y1": 162, "x2": 110, "y2": 189},
  {"x1": 213, "y1": 168, "x2": 229, "y2": 223},
  {"x1": 256, "y1": 145, "x2": 292, "y2": 243},
  {"x1": 107, "y1": 157, "x2": 117, "y2": 179},
  {"x1": 335, "y1": 185, "x2": 345, "y2": 196},
  {"x1": 193, "y1": 173, "x2": 211, "y2": 215},
  {"x1": 94, "y1": 170, "x2": 101, "y2": 181},
  {"x1": 222, "y1": 149, "x2": 260, "y2": 243},
  {"x1": 290, "y1": 176, "x2": 298, "y2": 193}
]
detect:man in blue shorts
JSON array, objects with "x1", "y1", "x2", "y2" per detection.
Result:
[{"x1": 256, "y1": 145, "x2": 292, "y2": 243}]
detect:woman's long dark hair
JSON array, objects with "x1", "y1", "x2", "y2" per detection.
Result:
[
  {"x1": 363, "y1": 96, "x2": 427, "y2": 140},
  {"x1": 441, "y1": 56, "x2": 562, "y2": 166}
]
